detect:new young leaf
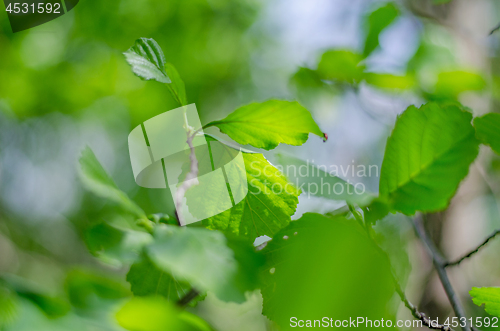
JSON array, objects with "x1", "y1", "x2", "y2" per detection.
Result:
[
  {"x1": 124, "y1": 38, "x2": 171, "y2": 84},
  {"x1": 205, "y1": 100, "x2": 324, "y2": 150}
]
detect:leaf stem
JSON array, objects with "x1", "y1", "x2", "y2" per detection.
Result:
[
  {"x1": 412, "y1": 215, "x2": 471, "y2": 331},
  {"x1": 445, "y1": 229, "x2": 500, "y2": 267}
]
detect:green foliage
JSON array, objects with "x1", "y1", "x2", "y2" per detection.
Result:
[
  {"x1": 127, "y1": 256, "x2": 193, "y2": 302},
  {"x1": 1, "y1": 276, "x2": 70, "y2": 318},
  {"x1": 116, "y1": 297, "x2": 213, "y2": 331},
  {"x1": 124, "y1": 38, "x2": 171, "y2": 84},
  {"x1": 0, "y1": 287, "x2": 17, "y2": 327},
  {"x1": 205, "y1": 100, "x2": 325, "y2": 150},
  {"x1": 470, "y1": 287, "x2": 500, "y2": 317},
  {"x1": 474, "y1": 113, "x2": 500, "y2": 155},
  {"x1": 65, "y1": 270, "x2": 130, "y2": 309},
  {"x1": 363, "y1": 3, "x2": 399, "y2": 57},
  {"x1": 144, "y1": 224, "x2": 262, "y2": 303},
  {"x1": 379, "y1": 102, "x2": 479, "y2": 215},
  {"x1": 203, "y1": 151, "x2": 301, "y2": 241},
  {"x1": 260, "y1": 213, "x2": 395, "y2": 330},
  {"x1": 364, "y1": 73, "x2": 414, "y2": 90},
  {"x1": 317, "y1": 50, "x2": 364, "y2": 84},
  {"x1": 433, "y1": 71, "x2": 486, "y2": 99},
  {"x1": 165, "y1": 63, "x2": 188, "y2": 106},
  {"x1": 78, "y1": 146, "x2": 146, "y2": 219},
  {"x1": 85, "y1": 222, "x2": 153, "y2": 264}
]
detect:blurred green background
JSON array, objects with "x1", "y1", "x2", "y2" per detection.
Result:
[{"x1": 2, "y1": 0, "x2": 500, "y2": 330}]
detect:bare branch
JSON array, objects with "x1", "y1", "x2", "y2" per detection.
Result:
[
  {"x1": 395, "y1": 285, "x2": 454, "y2": 331},
  {"x1": 445, "y1": 230, "x2": 500, "y2": 267},
  {"x1": 412, "y1": 215, "x2": 472, "y2": 331}
]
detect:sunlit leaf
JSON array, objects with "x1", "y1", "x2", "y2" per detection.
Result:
[
  {"x1": 379, "y1": 102, "x2": 479, "y2": 215},
  {"x1": 124, "y1": 38, "x2": 171, "y2": 84},
  {"x1": 434, "y1": 71, "x2": 486, "y2": 98},
  {"x1": 202, "y1": 147, "x2": 301, "y2": 241},
  {"x1": 116, "y1": 297, "x2": 213, "y2": 331},
  {"x1": 205, "y1": 100, "x2": 324, "y2": 150},
  {"x1": 78, "y1": 146, "x2": 146, "y2": 219},
  {"x1": 363, "y1": 3, "x2": 399, "y2": 57},
  {"x1": 474, "y1": 113, "x2": 500, "y2": 155},
  {"x1": 470, "y1": 287, "x2": 500, "y2": 317},
  {"x1": 364, "y1": 73, "x2": 414, "y2": 90}
]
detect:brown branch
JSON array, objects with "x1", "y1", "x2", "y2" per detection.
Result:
[
  {"x1": 445, "y1": 230, "x2": 500, "y2": 267},
  {"x1": 412, "y1": 215, "x2": 472, "y2": 331}
]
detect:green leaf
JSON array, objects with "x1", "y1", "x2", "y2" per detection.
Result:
[
  {"x1": 364, "y1": 73, "x2": 414, "y2": 90},
  {"x1": 260, "y1": 213, "x2": 395, "y2": 329},
  {"x1": 0, "y1": 275, "x2": 70, "y2": 318},
  {"x1": 78, "y1": 146, "x2": 146, "y2": 219},
  {"x1": 470, "y1": 287, "x2": 500, "y2": 317},
  {"x1": 289, "y1": 67, "x2": 325, "y2": 91},
  {"x1": 123, "y1": 38, "x2": 171, "y2": 84},
  {"x1": 474, "y1": 113, "x2": 500, "y2": 155},
  {"x1": 116, "y1": 297, "x2": 213, "y2": 331},
  {"x1": 205, "y1": 100, "x2": 324, "y2": 150},
  {"x1": 145, "y1": 224, "x2": 262, "y2": 302},
  {"x1": 165, "y1": 63, "x2": 187, "y2": 105},
  {"x1": 434, "y1": 71, "x2": 486, "y2": 98},
  {"x1": 85, "y1": 222, "x2": 153, "y2": 265},
  {"x1": 127, "y1": 256, "x2": 193, "y2": 302},
  {"x1": 363, "y1": 3, "x2": 399, "y2": 57},
  {"x1": 0, "y1": 287, "x2": 17, "y2": 326},
  {"x1": 379, "y1": 102, "x2": 479, "y2": 215},
  {"x1": 65, "y1": 269, "x2": 130, "y2": 309},
  {"x1": 202, "y1": 150, "x2": 301, "y2": 241},
  {"x1": 317, "y1": 50, "x2": 364, "y2": 84},
  {"x1": 274, "y1": 154, "x2": 374, "y2": 206}
]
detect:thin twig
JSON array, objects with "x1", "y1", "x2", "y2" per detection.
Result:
[
  {"x1": 445, "y1": 230, "x2": 500, "y2": 267},
  {"x1": 412, "y1": 215, "x2": 472, "y2": 331},
  {"x1": 395, "y1": 285, "x2": 453, "y2": 331}
]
